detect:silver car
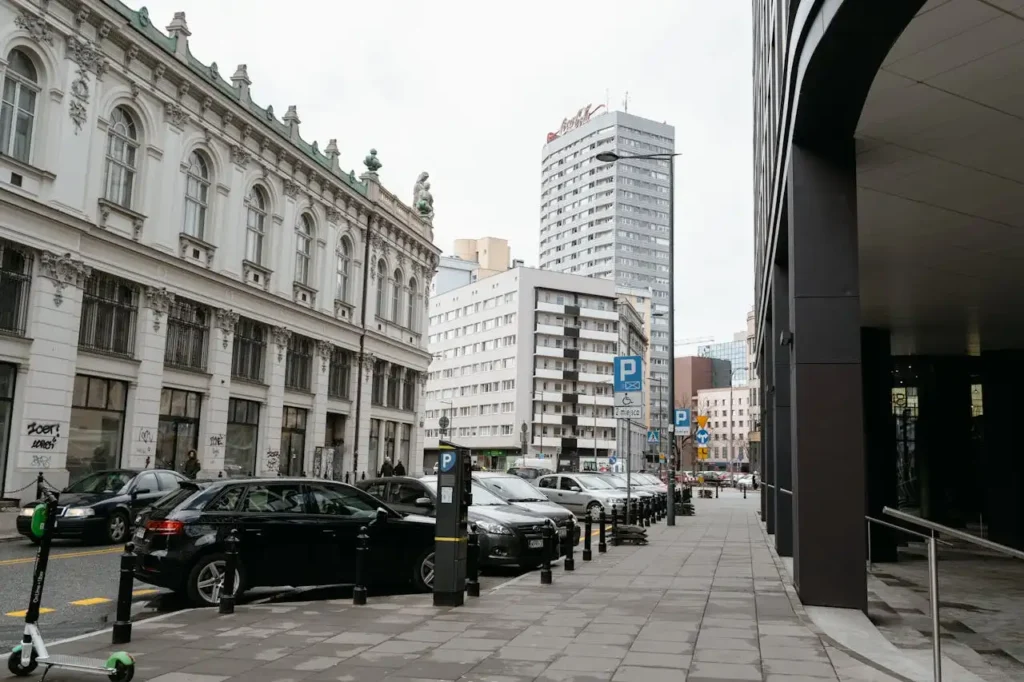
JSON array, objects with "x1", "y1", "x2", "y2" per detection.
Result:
[
  {"x1": 600, "y1": 473, "x2": 658, "y2": 500},
  {"x1": 536, "y1": 473, "x2": 630, "y2": 519}
]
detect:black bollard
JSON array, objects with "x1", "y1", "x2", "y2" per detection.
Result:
[
  {"x1": 599, "y1": 508, "x2": 608, "y2": 553},
  {"x1": 583, "y1": 515, "x2": 593, "y2": 561},
  {"x1": 353, "y1": 525, "x2": 369, "y2": 605},
  {"x1": 466, "y1": 529, "x2": 480, "y2": 597},
  {"x1": 564, "y1": 519, "x2": 575, "y2": 571},
  {"x1": 611, "y1": 504, "x2": 619, "y2": 546},
  {"x1": 112, "y1": 542, "x2": 135, "y2": 644},
  {"x1": 540, "y1": 525, "x2": 553, "y2": 585},
  {"x1": 35, "y1": 472, "x2": 44, "y2": 500},
  {"x1": 644, "y1": 500, "x2": 651, "y2": 527},
  {"x1": 219, "y1": 528, "x2": 239, "y2": 615},
  {"x1": 743, "y1": 485, "x2": 747, "y2": 499},
  {"x1": 716, "y1": 483, "x2": 719, "y2": 499}
]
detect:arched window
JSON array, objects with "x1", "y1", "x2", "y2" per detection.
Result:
[
  {"x1": 245, "y1": 186, "x2": 267, "y2": 264},
  {"x1": 295, "y1": 213, "x2": 314, "y2": 285},
  {"x1": 407, "y1": 277, "x2": 417, "y2": 330},
  {"x1": 375, "y1": 259, "x2": 387, "y2": 316},
  {"x1": 336, "y1": 236, "x2": 352, "y2": 302},
  {"x1": 391, "y1": 269, "x2": 403, "y2": 322},
  {"x1": 104, "y1": 106, "x2": 139, "y2": 208},
  {"x1": 182, "y1": 151, "x2": 210, "y2": 238},
  {"x1": 1, "y1": 49, "x2": 38, "y2": 163}
]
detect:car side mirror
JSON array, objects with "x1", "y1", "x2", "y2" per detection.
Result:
[
  {"x1": 374, "y1": 507, "x2": 389, "y2": 525},
  {"x1": 414, "y1": 497, "x2": 433, "y2": 507},
  {"x1": 570, "y1": 486, "x2": 582, "y2": 493},
  {"x1": 132, "y1": 488, "x2": 150, "y2": 496}
]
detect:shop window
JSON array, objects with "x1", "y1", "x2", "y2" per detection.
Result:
[
  {"x1": 164, "y1": 298, "x2": 209, "y2": 371},
  {"x1": 226, "y1": 398, "x2": 259, "y2": 477},
  {"x1": 383, "y1": 421, "x2": 396, "y2": 467},
  {"x1": 280, "y1": 406, "x2": 307, "y2": 477},
  {"x1": 232, "y1": 316, "x2": 266, "y2": 382},
  {"x1": 368, "y1": 419, "x2": 380, "y2": 475},
  {"x1": 156, "y1": 388, "x2": 201, "y2": 472},
  {"x1": 285, "y1": 334, "x2": 313, "y2": 392},
  {"x1": 79, "y1": 272, "x2": 138, "y2": 357},
  {"x1": 68, "y1": 375, "x2": 128, "y2": 481},
  {"x1": 400, "y1": 423, "x2": 411, "y2": 470}
]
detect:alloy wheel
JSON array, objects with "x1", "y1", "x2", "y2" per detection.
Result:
[
  {"x1": 420, "y1": 552, "x2": 435, "y2": 588},
  {"x1": 196, "y1": 560, "x2": 241, "y2": 605},
  {"x1": 108, "y1": 515, "x2": 127, "y2": 543}
]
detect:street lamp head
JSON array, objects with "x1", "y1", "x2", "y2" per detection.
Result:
[{"x1": 595, "y1": 152, "x2": 620, "y2": 163}]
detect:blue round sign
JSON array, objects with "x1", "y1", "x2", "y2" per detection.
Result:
[
  {"x1": 695, "y1": 429, "x2": 711, "y2": 446},
  {"x1": 440, "y1": 451, "x2": 456, "y2": 472},
  {"x1": 608, "y1": 456, "x2": 617, "y2": 465}
]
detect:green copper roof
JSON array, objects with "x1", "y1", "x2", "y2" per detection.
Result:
[{"x1": 101, "y1": 0, "x2": 367, "y2": 196}]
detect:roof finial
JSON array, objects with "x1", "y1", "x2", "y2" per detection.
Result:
[
  {"x1": 325, "y1": 139, "x2": 341, "y2": 172},
  {"x1": 166, "y1": 11, "x2": 190, "y2": 61},
  {"x1": 231, "y1": 64, "x2": 250, "y2": 103},
  {"x1": 283, "y1": 105, "x2": 300, "y2": 142}
]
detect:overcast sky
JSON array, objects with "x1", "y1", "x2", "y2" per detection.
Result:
[{"x1": 147, "y1": 1, "x2": 753, "y2": 343}]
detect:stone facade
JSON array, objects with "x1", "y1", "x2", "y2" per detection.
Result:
[{"x1": 0, "y1": 0, "x2": 439, "y2": 499}]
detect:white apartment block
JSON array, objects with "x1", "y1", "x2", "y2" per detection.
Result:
[
  {"x1": 538, "y1": 106, "x2": 674, "y2": 431},
  {"x1": 0, "y1": 1, "x2": 439, "y2": 500},
  {"x1": 423, "y1": 268, "x2": 647, "y2": 473},
  {"x1": 696, "y1": 386, "x2": 756, "y2": 470}
]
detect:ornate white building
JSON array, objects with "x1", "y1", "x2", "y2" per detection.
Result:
[{"x1": 0, "y1": 0, "x2": 439, "y2": 500}]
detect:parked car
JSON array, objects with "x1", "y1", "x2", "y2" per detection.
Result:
[
  {"x1": 600, "y1": 473, "x2": 659, "y2": 500},
  {"x1": 357, "y1": 476, "x2": 560, "y2": 569},
  {"x1": 632, "y1": 472, "x2": 670, "y2": 494},
  {"x1": 535, "y1": 472, "x2": 630, "y2": 519},
  {"x1": 472, "y1": 472, "x2": 580, "y2": 544},
  {"x1": 507, "y1": 466, "x2": 550, "y2": 481},
  {"x1": 131, "y1": 477, "x2": 436, "y2": 606},
  {"x1": 17, "y1": 469, "x2": 187, "y2": 544}
]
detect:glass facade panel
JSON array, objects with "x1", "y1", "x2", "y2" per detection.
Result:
[
  {"x1": 68, "y1": 375, "x2": 128, "y2": 481},
  {"x1": 225, "y1": 397, "x2": 260, "y2": 477},
  {"x1": 156, "y1": 388, "x2": 202, "y2": 473},
  {"x1": 280, "y1": 406, "x2": 307, "y2": 477}
]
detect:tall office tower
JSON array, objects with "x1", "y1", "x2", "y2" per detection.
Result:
[{"x1": 538, "y1": 105, "x2": 675, "y2": 429}]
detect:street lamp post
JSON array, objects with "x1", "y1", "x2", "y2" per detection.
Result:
[{"x1": 596, "y1": 150, "x2": 679, "y2": 526}]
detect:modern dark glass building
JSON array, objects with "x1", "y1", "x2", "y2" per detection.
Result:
[{"x1": 752, "y1": 0, "x2": 1024, "y2": 609}]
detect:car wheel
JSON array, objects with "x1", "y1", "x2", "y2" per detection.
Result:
[
  {"x1": 412, "y1": 549, "x2": 435, "y2": 592},
  {"x1": 186, "y1": 553, "x2": 244, "y2": 606},
  {"x1": 106, "y1": 512, "x2": 129, "y2": 545},
  {"x1": 586, "y1": 502, "x2": 603, "y2": 520}
]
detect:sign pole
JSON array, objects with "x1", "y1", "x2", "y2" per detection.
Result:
[{"x1": 626, "y1": 418, "x2": 632, "y2": 523}]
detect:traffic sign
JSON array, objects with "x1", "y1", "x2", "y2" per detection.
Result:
[
  {"x1": 608, "y1": 456, "x2": 617, "y2": 465},
  {"x1": 647, "y1": 430, "x2": 659, "y2": 445},
  {"x1": 697, "y1": 447, "x2": 709, "y2": 460},
  {"x1": 613, "y1": 356, "x2": 644, "y2": 419},
  {"x1": 659, "y1": 454, "x2": 666, "y2": 462},
  {"x1": 440, "y1": 450, "x2": 456, "y2": 472},
  {"x1": 696, "y1": 414, "x2": 708, "y2": 429},
  {"x1": 695, "y1": 429, "x2": 710, "y2": 446},
  {"x1": 674, "y1": 409, "x2": 690, "y2": 429},
  {"x1": 438, "y1": 415, "x2": 450, "y2": 431}
]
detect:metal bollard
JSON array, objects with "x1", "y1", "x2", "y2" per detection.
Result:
[
  {"x1": 540, "y1": 525, "x2": 553, "y2": 585},
  {"x1": 743, "y1": 485, "x2": 747, "y2": 499},
  {"x1": 644, "y1": 500, "x2": 651, "y2": 527},
  {"x1": 716, "y1": 483, "x2": 719, "y2": 499},
  {"x1": 466, "y1": 529, "x2": 480, "y2": 597},
  {"x1": 219, "y1": 528, "x2": 240, "y2": 615},
  {"x1": 112, "y1": 542, "x2": 136, "y2": 644},
  {"x1": 583, "y1": 515, "x2": 593, "y2": 561},
  {"x1": 599, "y1": 508, "x2": 608, "y2": 553},
  {"x1": 611, "y1": 504, "x2": 620, "y2": 546},
  {"x1": 564, "y1": 519, "x2": 575, "y2": 571},
  {"x1": 353, "y1": 525, "x2": 369, "y2": 605},
  {"x1": 35, "y1": 472, "x2": 44, "y2": 501}
]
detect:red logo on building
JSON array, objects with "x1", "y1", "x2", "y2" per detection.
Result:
[{"x1": 546, "y1": 104, "x2": 606, "y2": 142}]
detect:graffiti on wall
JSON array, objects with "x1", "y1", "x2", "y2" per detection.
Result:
[
  {"x1": 265, "y1": 450, "x2": 280, "y2": 475},
  {"x1": 27, "y1": 422, "x2": 61, "y2": 452}
]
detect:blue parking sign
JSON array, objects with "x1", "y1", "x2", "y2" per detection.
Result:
[
  {"x1": 674, "y1": 409, "x2": 691, "y2": 429},
  {"x1": 613, "y1": 356, "x2": 643, "y2": 393},
  {"x1": 440, "y1": 451, "x2": 456, "y2": 472}
]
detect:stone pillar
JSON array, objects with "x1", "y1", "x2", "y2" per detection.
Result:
[
  {"x1": 787, "y1": 141, "x2": 866, "y2": 610},
  {"x1": 411, "y1": 373, "x2": 427, "y2": 475},
  {"x1": 12, "y1": 252, "x2": 89, "y2": 498},
  {"x1": 353, "y1": 352, "x2": 375, "y2": 479},
  {"x1": 341, "y1": 351, "x2": 360, "y2": 481},
  {"x1": 772, "y1": 265, "x2": 793, "y2": 558},
  {"x1": 309, "y1": 340, "x2": 331, "y2": 472},
  {"x1": 980, "y1": 350, "x2": 1024, "y2": 549},
  {"x1": 862, "y1": 327, "x2": 898, "y2": 562},
  {"x1": 763, "y1": 314, "x2": 776, "y2": 535},
  {"x1": 259, "y1": 327, "x2": 289, "y2": 475},
  {"x1": 125, "y1": 287, "x2": 173, "y2": 469},
  {"x1": 917, "y1": 357, "x2": 970, "y2": 525},
  {"x1": 198, "y1": 309, "x2": 236, "y2": 476}
]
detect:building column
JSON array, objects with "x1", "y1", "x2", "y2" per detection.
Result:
[
  {"x1": 197, "y1": 310, "x2": 236, "y2": 476},
  {"x1": 259, "y1": 327, "x2": 289, "y2": 475},
  {"x1": 917, "y1": 357, "x2": 970, "y2": 525},
  {"x1": 11, "y1": 252, "x2": 89, "y2": 497},
  {"x1": 125, "y1": 287, "x2": 173, "y2": 469},
  {"x1": 763, "y1": 314, "x2": 776, "y2": 535},
  {"x1": 309, "y1": 341, "x2": 331, "y2": 473},
  {"x1": 411, "y1": 372, "x2": 426, "y2": 475},
  {"x1": 773, "y1": 265, "x2": 793, "y2": 557},
  {"x1": 354, "y1": 352, "x2": 375, "y2": 479},
  {"x1": 980, "y1": 350, "x2": 1024, "y2": 549},
  {"x1": 787, "y1": 141, "x2": 866, "y2": 610},
  {"x1": 340, "y1": 352, "x2": 360, "y2": 482},
  {"x1": 862, "y1": 327, "x2": 898, "y2": 562}
]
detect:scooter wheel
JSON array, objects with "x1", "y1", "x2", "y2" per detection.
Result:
[
  {"x1": 7, "y1": 648, "x2": 38, "y2": 676},
  {"x1": 108, "y1": 660, "x2": 135, "y2": 682}
]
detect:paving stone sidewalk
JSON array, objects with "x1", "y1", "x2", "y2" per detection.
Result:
[{"x1": 19, "y1": 491, "x2": 902, "y2": 682}]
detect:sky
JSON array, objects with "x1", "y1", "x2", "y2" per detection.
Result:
[{"x1": 146, "y1": 1, "x2": 754, "y2": 343}]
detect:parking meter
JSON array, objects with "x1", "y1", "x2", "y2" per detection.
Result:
[{"x1": 433, "y1": 441, "x2": 471, "y2": 607}]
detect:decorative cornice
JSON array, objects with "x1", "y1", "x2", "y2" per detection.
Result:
[
  {"x1": 164, "y1": 102, "x2": 188, "y2": 129},
  {"x1": 15, "y1": 11, "x2": 54, "y2": 45},
  {"x1": 230, "y1": 144, "x2": 251, "y2": 168},
  {"x1": 215, "y1": 308, "x2": 239, "y2": 349},
  {"x1": 39, "y1": 251, "x2": 90, "y2": 307},
  {"x1": 144, "y1": 286, "x2": 175, "y2": 332},
  {"x1": 282, "y1": 179, "x2": 299, "y2": 199},
  {"x1": 325, "y1": 207, "x2": 342, "y2": 224},
  {"x1": 360, "y1": 352, "x2": 376, "y2": 377},
  {"x1": 272, "y1": 326, "x2": 292, "y2": 362},
  {"x1": 65, "y1": 35, "x2": 108, "y2": 78},
  {"x1": 317, "y1": 339, "x2": 333, "y2": 373}
]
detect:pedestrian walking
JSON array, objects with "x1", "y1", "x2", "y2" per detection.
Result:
[
  {"x1": 393, "y1": 460, "x2": 406, "y2": 476},
  {"x1": 183, "y1": 449, "x2": 201, "y2": 479},
  {"x1": 379, "y1": 457, "x2": 394, "y2": 477}
]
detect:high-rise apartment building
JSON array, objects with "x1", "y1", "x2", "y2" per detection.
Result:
[{"x1": 538, "y1": 106, "x2": 675, "y2": 429}]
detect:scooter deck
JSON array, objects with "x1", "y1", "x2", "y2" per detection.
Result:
[{"x1": 38, "y1": 654, "x2": 114, "y2": 674}]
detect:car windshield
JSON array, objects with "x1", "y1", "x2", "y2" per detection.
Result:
[
  {"x1": 65, "y1": 471, "x2": 134, "y2": 495},
  {"x1": 603, "y1": 475, "x2": 631, "y2": 489},
  {"x1": 641, "y1": 474, "x2": 663, "y2": 484},
  {"x1": 576, "y1": 474, "x2": 614, "y2": 490},
  {"x1": 480, "y1": 476, "x2": 547, "y2": 502},
  {"x1": 421, "y1": 480, "x2": 507, "y2": 506}
]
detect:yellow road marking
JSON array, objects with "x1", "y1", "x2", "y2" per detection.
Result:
[
  {"x1": 0, "y1": 547, "x2": 121, "y2": 567},
  {"x1": 132, "y1": 589, "x2": 159, "y2": 596},
  {"x1": 5, "y1": 608, "x2": 54, "y2": 617},
  {"x1": 69, "y1": 597, "x2": 110, "y2": 606}
]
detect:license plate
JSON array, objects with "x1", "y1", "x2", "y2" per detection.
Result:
[
  {"x1": 134, "y1": 528, "x2": 145, "y2": 540},
  {"x1": 528, "y1": 539, "x2": 544, "y2": 549}
]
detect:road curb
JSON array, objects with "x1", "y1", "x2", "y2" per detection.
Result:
[
  {"x1": 0, "y1": 535, "x2": 23, "y2": 544},
  {"x1": 48, "y1": 607, "x2": 197, "y2": 648}
]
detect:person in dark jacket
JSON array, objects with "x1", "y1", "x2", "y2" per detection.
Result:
[
  {"x1": 393, "y1": 460, "x2": 406, "y2": 476},
  {"x1": 379, "y1": 458, "x2": 394, "y2": 477},
  {"x1": 183, "y1": 450, "x2": 201, "y2": 479}
]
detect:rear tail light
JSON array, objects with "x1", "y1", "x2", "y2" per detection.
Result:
[{"x1": 144, "y1": 519, "x2": 184, "y2": 535}]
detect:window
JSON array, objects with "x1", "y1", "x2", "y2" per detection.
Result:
[
  {"x1": 387, "y1": 365, "x2": 403, "y2": 407},
  {"x1": 295, "y1": 213, "x2": 313, "y2": 285},
  {"x1": 245, "y1": 186, "x2": 267, "y2": 264},
  {"x1": 402, "y1": 370, "x2": 417, "y2": 411},
  {"x1": 78, "y1": 271, "x2": 138, "y2": 357},
  {"x1": 336, "y1": 236, "x2": 352, "y2": 301},
  {"x1": 285, "y1": 334, "x2": 313, "y2": 392},
  {"x1": 182, "y1": 151, "x2": 210, "y2": 238},
  {"x1": 407, "y1": 277, "x2": 417, "y2": 329},
  {"x1": 164, "y1": 298, "x2": 209, "y2": 371},
  {"x1": 328, "y1": 347, "x2": 352, "y2": 399},
  {"x1": 68, "y1": 375, "x2": 128, "y2": 481},
  {"x1": 242, "y1": 483, "x2": 304, "y2": 513},
  {"x1": 391, "y1": 269, "x2": 403, "y2": 322},
  {"x1": 1, "y1": 49, "x2": 38, "y2": 163},
  {"x1": 280, "y1": 407, "x2": 307, "y2": 477},
  {"x1": 226, "y1": 398, "x2": 259, "y2": 477},
  {"x1": 0, "y1": 241, "x2": 31, "y2": 336},
  {"x1": 310, "y1": 484, "x2": 379, "y2": 517},
  {"x1": 231, "y1": 316, "x2": 266, "y2": 382},
  {"x1": 371, "y1": 360, "x2": 386, "y2": 406},
  {"x1": 375, "y1": 259, "x2": 387, "y2": 316},
  {"x1": 369, "y1": 419, "x2": 381, "y2": 472},
  {"x1": 104, "y1": 106, "x2": 139, "y2": 208},
  {"x1": 400, "y1": 423, "x2": 411, "y2": 468},
  {"x1": 155, "y1": 388, "x2": 201, "y2": 472}
]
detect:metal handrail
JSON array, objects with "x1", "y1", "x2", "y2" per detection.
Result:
[{"x1": 882, "y1": 506, "x2": 1024, "y2": 561}]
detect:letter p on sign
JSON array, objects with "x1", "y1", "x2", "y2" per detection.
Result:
[{"x1": 619, "y1": 358, "x2": 636, "y2": 382}]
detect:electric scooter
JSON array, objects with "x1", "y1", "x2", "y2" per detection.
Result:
[{"x1": 7, "y1": 491, "x2": 136, "y2": 682}]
